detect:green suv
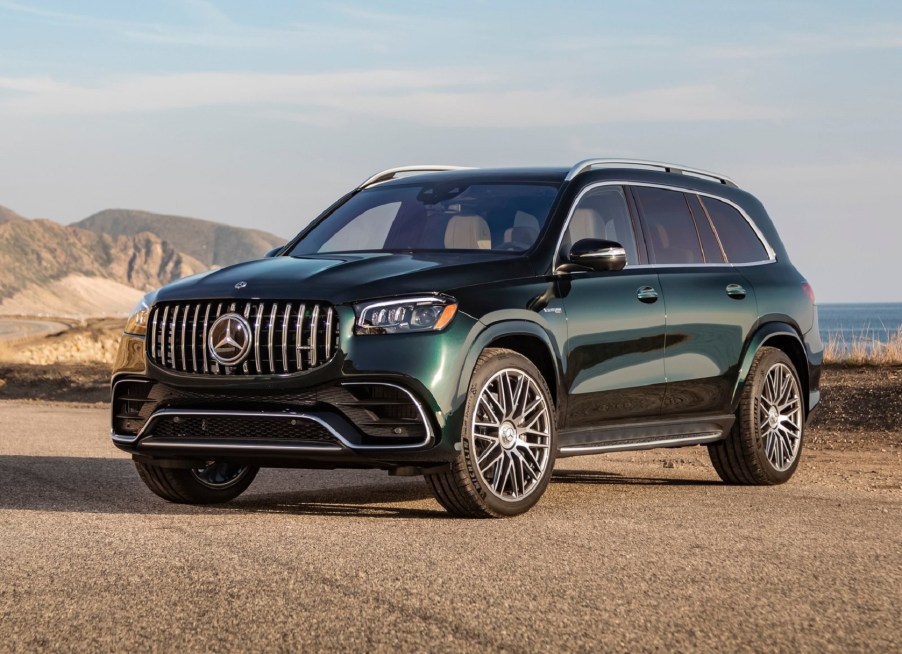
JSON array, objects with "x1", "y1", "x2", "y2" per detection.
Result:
[{"x1": 112, "y1": 159, "x2": 823, "y2": 517}]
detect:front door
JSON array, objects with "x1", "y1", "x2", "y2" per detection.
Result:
[{"x1": 559, "y1": 184, "x2": 666, "y2": 429}]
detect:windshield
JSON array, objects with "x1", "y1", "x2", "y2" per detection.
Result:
[{"x1": 288, "y1": 182, "x2": 559, "y2": 255}]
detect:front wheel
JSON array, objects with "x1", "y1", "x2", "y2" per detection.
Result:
[
  {"x1": 426, "y1": 348, "x2": 557, "y2": 518},
  {"x1": 708, "y1": 346, "x2": 805, "y2": 485},
  {"x1": 135, "y1": 460, "x2": 258, "y2": 504}
]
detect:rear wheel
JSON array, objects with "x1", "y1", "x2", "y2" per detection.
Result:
[
  {"x1": 708, "y1": 346, "x2": 805, "y2": 485},
  {"x1": 426, "y1": 348, "x2": 556, "y2": 518},
  {"x1": 135, "y1": 460, "x2": 258, "y2": 504}
]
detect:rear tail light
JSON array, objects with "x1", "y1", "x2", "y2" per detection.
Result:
[{"x1": 801, "y1": 282, "x2": 816, "y2": 304}]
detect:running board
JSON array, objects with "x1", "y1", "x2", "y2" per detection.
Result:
[
  {"x1": 557, "y1": 414, "x2": 733, "y2": 458},
  {"x1": 558, "y1": 432, "x2": 723, "y2": 457}
]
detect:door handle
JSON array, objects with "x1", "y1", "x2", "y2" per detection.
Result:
[
  {"x1": 726, "y1": 283, "x2": 747, "y2": 299},
  {"x1": 637, "y1": 286, "x2": 659, "y2": 303}
]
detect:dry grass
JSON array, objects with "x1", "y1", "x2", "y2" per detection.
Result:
[{"x1": 823, "y1": 325, "x2": 902, "y2": 365}]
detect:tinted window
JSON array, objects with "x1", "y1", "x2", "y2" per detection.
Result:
[
  {"x1": 563, "y1": 186, "x2": 638, "y2": 264},
  {"x1": 700, "y1": 197, "x2": 769, "y2": 263},
  {"x1": 633, "y1": 187, "x2": 704, "y2": 265},
  {"x1": 686, "y1": 194, "x2": 725, "y2": 263},
  {"x1": 289, "y1": 183, "x2": 559, "y2": 255}
]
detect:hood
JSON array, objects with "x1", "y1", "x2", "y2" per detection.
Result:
[{"x1": 155, "y1": 252, "x2": 535, "y2": 304}]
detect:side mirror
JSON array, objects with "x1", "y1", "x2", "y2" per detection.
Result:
[
  {"x1": 558, "y1": 239, "x2": 627, "y2": 273},
  {"x1": 264, "y1": 246, "x2": 284, "y2": 258}
]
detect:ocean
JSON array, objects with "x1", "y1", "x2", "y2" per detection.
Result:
[{"x1": 817, "y1": 303, "x2": 902, "y2": 346}]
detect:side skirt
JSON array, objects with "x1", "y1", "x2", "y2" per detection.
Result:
[{"x1": 557, "y1": 414, "x2": 734, "y2": 458}]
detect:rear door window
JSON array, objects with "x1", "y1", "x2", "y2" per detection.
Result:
[
  {"x1": 632, "y1": 187, "x2": 704, "y2": 265},
  {"x1": 686, "y1": 194, "x2": 725, "y2": 263},
  {"x1": 700, "y1": 196, "x2": 769, "y2": 263}
]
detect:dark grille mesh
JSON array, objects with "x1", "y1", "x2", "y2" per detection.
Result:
[{"x1": 149, "y1": 415, "x2": 338, "y2": 442}]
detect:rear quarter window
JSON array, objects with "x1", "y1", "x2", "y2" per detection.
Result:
[{"x1": 700, "y1": 197, "x2": 769, "y2": 263}]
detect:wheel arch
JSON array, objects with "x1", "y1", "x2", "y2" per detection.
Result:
[
  {"x1": 734, "y1": 322, "x2": 811, "y2": 416},
  {"x1": 456, "y1": 321, "x2": 562, "y2": 409}
]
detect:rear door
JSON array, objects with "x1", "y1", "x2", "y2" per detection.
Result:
[{"x1": 631, "y1": 185, "x2": 760, "y2": 417}]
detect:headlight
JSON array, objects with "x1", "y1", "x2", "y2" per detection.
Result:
[
  {"x1": 354, "y1": 296, "x2": 458, "y2": 334},
  {"x1": 124, "y1": 297, "x2": 151, "y2": 336}
]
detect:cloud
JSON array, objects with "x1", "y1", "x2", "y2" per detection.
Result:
[
  {"x1": 695, "y1": 25, "x2": 902, "y2": 59},
  {"x1": 0, "y1": 71, "x2": 785, "y2": 127}
]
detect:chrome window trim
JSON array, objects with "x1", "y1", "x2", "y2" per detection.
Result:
[{"x1": 553, "y1": 181, "x2": 776, "y2": 270}]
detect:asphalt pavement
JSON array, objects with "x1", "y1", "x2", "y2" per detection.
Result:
[{"x1": 0, "y1": 401, "x2": 899, "y2": 652}]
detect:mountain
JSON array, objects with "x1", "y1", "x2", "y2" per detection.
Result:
[
  {"x1": 0, "y1": 205, "x2": 26, "y2": 225},
  {"x1": 73, "y1": 209, "x2": 286, "y2": 269},
  {"x1": 0, "y1": 205, "x2": 285, "y2": 317}
]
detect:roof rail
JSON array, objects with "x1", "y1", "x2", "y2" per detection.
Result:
[
  {"x1": 565, "y1": 158, "x2": 737, "y2": 187},
  {"x1": 357, "y1": 165, "x2": 475, "y2": 189}
]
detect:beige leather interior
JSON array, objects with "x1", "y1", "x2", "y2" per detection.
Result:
[
  {"x1": 445, "y1": 214, "x2": 491, "y2": 249},
  {"x1": 569, "y1": 207, "x2": 602, "y2": 242},
  {"x1": 503, "y1": 211, "x2": 540, "y2": 247}
]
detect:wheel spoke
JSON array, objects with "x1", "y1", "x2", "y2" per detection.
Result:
[{"x1": 470, "y1": 366, "x2": 552, "y2": 503}]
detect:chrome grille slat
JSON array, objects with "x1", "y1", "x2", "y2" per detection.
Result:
[
  {"x1": 202, "y1": 303, "x2": 211, "y2": 373},
  {"x1": 282, "y1": 303, "x2": 291, "y2": 373},
  {"x1": 254, "y1": 302, "x2": 264, "y2": 374},
  {"x1": 324, "y1": 307, "x2": 334, "y2": 361},
  {"x1": 191, "y1": 305, "x2": 200, "y2": 372},
  {"x1": 268, "y1": 304, "x2": 278, "y2": 374},
  {"x1": 148, "y1": 300, "x2": 337, "y2": 376},
  {"x1": 180, "y1": 304, "x2": 188, "y2": 372},
  {"x1": 296, "y1": 303, "x2": 306, "y2": 369},
  {"x1": 309, "y1": 305, "x2": 320, "y2": 368}
]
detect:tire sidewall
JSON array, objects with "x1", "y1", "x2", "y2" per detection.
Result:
[
  {"x1": 460, "y1": 350, "x2": 557, "y2": 517},
  {"x1": 744, "y1": 348, "x2": 804, "y2": 484}
]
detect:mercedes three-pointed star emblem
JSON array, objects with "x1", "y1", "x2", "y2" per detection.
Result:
[{"x1": 208, "y1": 313, "x2": 252, "y2": 366}]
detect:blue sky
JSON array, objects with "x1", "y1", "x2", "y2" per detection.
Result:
[{"x1": 0, "y1": 0, "x2": 900, "y2": 301}]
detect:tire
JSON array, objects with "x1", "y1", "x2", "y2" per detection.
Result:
[
  {"x1": 426, "y1": 348, "x2": 557, "y2": 518},
  {"x1": 135, "y1": 460, "x2": 258, "y2": 504},
  {"x1": 708, "y1": 346, "x2": 805, "y2": 485}
]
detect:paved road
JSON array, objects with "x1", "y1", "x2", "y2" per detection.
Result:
[
  {"x1": 0, "y1": 319, "x2": 68, "y2": 342},
  {"x1": 0, "y1": 402, "x2": 899, "y2": 652}
]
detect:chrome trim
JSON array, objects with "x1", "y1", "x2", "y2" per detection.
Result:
[
  {"x1": 295, "y1": 302, "x2": 306, "y2": 369},
  {"x1": 169, "y1": 305, "x2": 179, "y2": 370},
  {"x1": 202, "y1": 303, "x2": 211, "y2": 373},
  {"x1": 138, "y1": 440, "x2": 342, "y2": 453},
  {"x1": 180, "y1": 305, "x2": 188, "y2": 371},
  {"x1": 190, "y1": 305, "x2": 200, "y2": 372},
  {"x1": 565, "y1": 158, "x2": 737, "y2": 186},
  {"x1": 559, "y1": 431, "x2": 723, "y2": 455},
  {"x1": 150, "y1": 306, "x2": 159, "y2": 360},
  {"x1": 309, "y1": 304, "x2": 320, "y2": 367},
  {"x1": 341, "y1": 382, "x2": 435, "y2": 449},
  {"x1": 281, "y1": 302, "x2": 291, "y2": 373},
  {"x1": 254, "y1": 302, "x2": 263, "y2": 373},
  {"x1": 267, "y1": 303, "x2": 278, "y2": 374},
  {"x1": 553, "y1": 181, "x2": 776, "y2": 272},
  {"x1": 357, "y1": 165, "x2": 474, "y2": 189},
  {"x1": 109, "y1": 377, "x2": 155, "y2": 444},
  {"x1": 159, "y1": 305, "x2": 170, "y2": 367},
  {"x1": 242, "y1": 302, "x2": 253, "y2": 374},
  {"x1": 115, "y1": 403, "x2": 434, "y2": 451},
  {"x1": 324, "y1": 307, "x2": 334, "y2": 361}
]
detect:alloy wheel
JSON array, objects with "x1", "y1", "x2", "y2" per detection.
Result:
[
  {"x1": 470, "y1": 368, "x2": 552, "y2": 501},
  {"x1": 758, "y1": 362, "x2": 803, "y2": 471}
]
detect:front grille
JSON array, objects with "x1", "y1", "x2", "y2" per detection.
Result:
[
  {"x1": 148, "y1": 414, "x2": 338, "y2": 443},
  {"x1": 147, "y1": 300, "x2": 338, "y2": 376}
]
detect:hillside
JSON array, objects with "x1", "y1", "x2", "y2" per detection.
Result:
[
  {"x1": 0, "y1": 205, "x2": 26, "y2": 225},
  {"x1": 73, "y1": 209, "x2": 285, "y2": 268},
  {"x1": 0, "y1": 218, "x2": 207, "y2": 316},
  {"x1": 0, "y1": 204, "x2": 288, "y2": 317}
]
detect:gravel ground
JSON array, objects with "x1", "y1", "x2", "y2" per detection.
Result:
[{"x1": 0, "y1": 364, "x2": 900, "y2": 652}]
